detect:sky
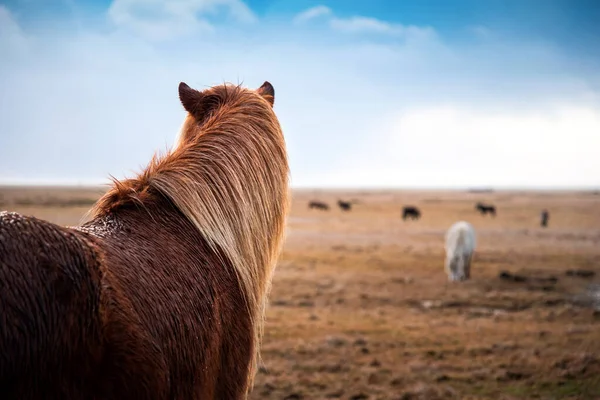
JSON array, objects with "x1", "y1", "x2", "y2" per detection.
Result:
[{"x1": 0, "y1": 0, "x2": 599, "y2": 189}]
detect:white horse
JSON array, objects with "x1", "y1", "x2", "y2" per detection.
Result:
[{"x1": 444, "y1": 221, "x2": 476, "y2": 281}]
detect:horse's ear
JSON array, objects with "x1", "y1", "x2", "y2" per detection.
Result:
[
  {"x1": 257, "y1": 81, "x2": 275, "y2": 107},
  {"x1": 179, "y1": 82, "x2": 204, "y2": 115}
]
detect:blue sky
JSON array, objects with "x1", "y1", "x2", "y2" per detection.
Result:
[{"x1": 1, "y1": 0, "x2": 599, "y2": 188}]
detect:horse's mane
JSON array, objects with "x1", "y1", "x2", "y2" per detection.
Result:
[{"x1": 88, "y1": 81, "x2": 289, "y2": 387}]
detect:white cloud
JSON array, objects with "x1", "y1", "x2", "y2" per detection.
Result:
[
  {"x1": 330, "y1": 16, "x2": 399, "y2": 34},
  {"x1": 293, "y1": 5, "x2": 434, "y2": 39},
  {"x1": 330, "y1": 16, "x2": 434, "y2": 40},
  {"x1": 311, "y1": 104, "x2": 600, "y2": 188},
  {"x1": 107, "y1": 0, "x2": 256, "y2": 41},
  {"x1": 292, "y1": 5, "x2": 332, "y2": 24},
  {"x1": 0, "y1": 6, "x2": 21, "y2": 35},
  {"x1": 0, "y1": 6, "x2": 29, "y2": 54}
]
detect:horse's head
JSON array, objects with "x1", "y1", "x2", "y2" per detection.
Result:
[{"x1": 173, "y1": 81, "x2": 276, "y2": 151}]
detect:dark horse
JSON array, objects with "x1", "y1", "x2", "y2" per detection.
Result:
[
  {"x1": 308, "y1": 200, "x2": 329, "y2": 211},
  {"x1": 475, "y1": 202, "x2": 496, "y2": 217},
  {"x1": 337, "y1": 200, "x2": 352, "y2": 211},
  {"x1": 0, "y1": 81, "x2": 290, "y2": 399},
  {"x1": 540, "y1": 209, "x2": 550, "y2": 228},
  {"x1": 402, "y1": 206, "x2": 421, "y2": 220}
]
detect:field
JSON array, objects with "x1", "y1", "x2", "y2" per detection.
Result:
[{"x1": 1, "y1": 186, "x2": 600, "y2": 399}]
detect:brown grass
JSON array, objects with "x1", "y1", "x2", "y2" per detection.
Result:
[{"x1": 2, "y1": 186, "x2": 600, "y2": 399}]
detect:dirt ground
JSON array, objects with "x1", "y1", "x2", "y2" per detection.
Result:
[{"x1": 1, "y1": 186, "x2": 599, "y2": 399}]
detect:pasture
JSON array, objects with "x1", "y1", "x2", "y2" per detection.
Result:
[{"x1": 1, "y1": 186, "x2": 599, "y2": 399}]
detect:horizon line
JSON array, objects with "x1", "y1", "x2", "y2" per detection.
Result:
[{"x1": 0, "y1": 180, "x2": 598, "y2": 192}]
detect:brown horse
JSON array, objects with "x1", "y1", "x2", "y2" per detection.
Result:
[
  {"x1": 308, "y1": 200, "x2": 329, "y2": 210},
  {"x1": 0, "y1": 81, "x2": 290, "y2": 399}
]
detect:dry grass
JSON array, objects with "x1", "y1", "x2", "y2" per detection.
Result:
[{"x1": 2, "y1": 186, "x2": 600, "y2": 399}]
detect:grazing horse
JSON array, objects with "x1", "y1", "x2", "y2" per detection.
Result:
[
  {"x1": 445, "y1": 221, "x2": 476, "y2": 282},
  {"x1": 402, "y1": 206, "x2": 421, "y2": 220},
  {"x1": 0, "y1": 81, "x2": 289, "y2": 399},
  {"x1": 540, "y1": 209, "x2": 549, "y2": 228},
  {"x1": 308, "y1": 200, "x2": 329, "y2": 211},
  {"x1": 475, "y1": 202, "x2": 496, "y2": 217},
  {"x1": 337, "y1": 200, "x2": 352, "y2": 211}
]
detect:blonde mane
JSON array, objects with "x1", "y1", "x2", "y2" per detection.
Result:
[{"x1": 89, "y1": 81, "x2": 290, "y2": 390}]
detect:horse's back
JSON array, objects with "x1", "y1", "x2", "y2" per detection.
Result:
[
  {"x1": 90, "y1": 210, "x2": 253, "y2": 399},
  {"x1": 0, "y1": 209, "x2": 254, "y2": 399},
  {"x1": 445, "y1": 221, "x2": 476, "y2": 281},
  {"x1": 0, "y1": 211, "x2": 103, "y2": 399},
  {"x1": 445, "y1": 221, "x2": 476, "y2": 253}
]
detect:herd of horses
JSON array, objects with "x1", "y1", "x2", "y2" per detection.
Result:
[
  {"x1": 444, "y1": 207, "x2": 551, "y2": 282},
  {"x1": 308, "y1": 200, "x2": 551, "y2": 227},
  {"x1": 0, "y1": 80, "x2": 555, "y2": 399},
  {"x1": 309, "y1": 199, "x2": 355, "y2": 211},
  {"x1": 310, "y1": 199, "x2": 424, "y2": 220},
  {"x1": 307, "y1": 200, "x2": 551, "y2": 285}
]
